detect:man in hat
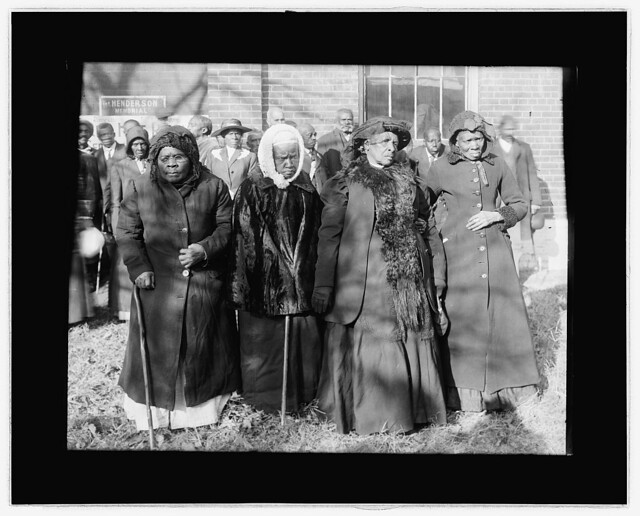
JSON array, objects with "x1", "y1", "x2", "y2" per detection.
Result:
[
  {"x1": 228, "y1": 123, "x2": 323, "y2": 414},
  {"x1": 316, "y1": 108, "x2": 356, "y2": 177},
  {"x1": 312, "y1": 116, "x2": 447, "y2": 435},
  {"x1": 297, "y1": 123, "x2": 329, "y2": 193},
  {"x1": 203, "y1": 118, "x2": 257, "y2": 199},
  {"x1": 187, "y1": 114, "x2": 220, "y2": 161},
  {"x1": 78, "y1": 119, "x2": 95, "y2": 154},
  {"x1": 491, "y1": 114, "x2": 542, "y2": 278}
]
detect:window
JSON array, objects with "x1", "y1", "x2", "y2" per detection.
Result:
[{"x1": 363, "y1": 65, "x2": 471, "y2": 141}]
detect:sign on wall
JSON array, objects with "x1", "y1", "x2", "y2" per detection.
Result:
[{"x1": 99, "y1": 96, "x2": 166, "y2": 116}]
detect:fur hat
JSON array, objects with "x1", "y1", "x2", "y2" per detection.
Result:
[{"x1": 448, "y1": 111, "x2": 496, "y2": 145}]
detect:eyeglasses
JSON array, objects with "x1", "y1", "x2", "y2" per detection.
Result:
[{"x1": 159, "y1": 154, "x2": 188, "y2": 164}]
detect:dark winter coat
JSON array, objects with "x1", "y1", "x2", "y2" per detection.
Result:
[
  {"x1": 427, "y1": 152, "x2": 540, "y2": 393},
  {"x1": 228, "y1": 169, "x2": 323, "y2": 316},
  {"x1": 316, "y1": 128, "x2": 351, "y2": 176},
  {"x1": 314, "y1": 162, "x2": 446, "y2": 326},
  {"x1": 115, "y1": 170, "x2": 240, "y2": 410}
]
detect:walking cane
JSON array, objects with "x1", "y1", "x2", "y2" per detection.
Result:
[
  {"x1": 133, "y1": 286, "x2": 156, "y2": 450},
  {"x1": 280, "y1": 315, "x2": 291, "y2": 426}
]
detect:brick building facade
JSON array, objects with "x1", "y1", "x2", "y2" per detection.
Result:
[{"x1": 81, "y1": 62, "x2": 567, "y2": 272}]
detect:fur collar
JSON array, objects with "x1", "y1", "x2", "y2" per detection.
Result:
[{"x1": 343, "y1": 156, "x2": 433, "y2": 338}]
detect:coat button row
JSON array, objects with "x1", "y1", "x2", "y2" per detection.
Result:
[
  {"x1": 475, "y1": 203, "x2": 482, "y2": 208},
  {"x1": 478, "y1": 246, "x2": 486, "y2": 251},
  {"x1": 481, "y1": 273, "x2": 487, "y2": 279},
  {"x1": 182, "y1": 269, "x2": 190, "y2": 277},
  {"x1": 473, "y1": 190, "x2": 480, "y2": 196},
  {"x1": 472, "y1": 177, "x2": 479, "y2": 183},
  {"x1": 478, "y1": 232, "x2": 486, "y2": 238},
  {"x1": 180, "y1": 228, "x2": 188, "y2": 233}
]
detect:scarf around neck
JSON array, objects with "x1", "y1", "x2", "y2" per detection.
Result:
[{"x1": 343, "y1": 156, "x2": 433, "y2": 338}]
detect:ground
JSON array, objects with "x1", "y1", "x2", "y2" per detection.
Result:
[{"x1": 67, "y1": 283, "x2": 567, "y2": 454}]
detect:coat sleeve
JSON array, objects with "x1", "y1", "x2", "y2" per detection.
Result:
[
  {"x1": 416, "y1": 186, "x2": 446, "y2": 293},
  {"x1": 115, "y1": 179, "x2": 153, "y2": 282},
  {"x1": 425, "y1": 161, "x2": 443, "y2": 204},
  {"x1": 495, "y1": 159, "x2": 528, "y2": 230},
  {"x1": 194, "y1": 178, "x2": 233, "y2": 261},
  {"x1": 109, "y1": 161, "x2": 124, "y2": 233},
  {"x1": 524, "y1": 142, "x2": 542, "y2": 206},
  {"x1": 314, "y1": 175, "x2": 348, "y2": 288}
]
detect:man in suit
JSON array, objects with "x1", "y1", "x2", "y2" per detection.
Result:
[
  {"x1": 316, "y1": 108, "x2": 355, "y2": 176},
  {"x1": 298, "y1": 123, "x2": 329, "y2": 193},
  {"x1": 78, "y1": 119, "x2": 94, "y2": 154},
  {"x1": 492, "y1": 115, "x2": 543, "y2": 278},
  {"x1": 202, "y1": 118, "x2": 258, "y2": 199},
  {"x1": 409, "y1": 127, "x2": 449, "y2": 231},
  {"x1": 188, "y1": 114, "x2": 220, "y2": 162}
]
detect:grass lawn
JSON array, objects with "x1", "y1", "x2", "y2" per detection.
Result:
[{"x1": 67, "y1": 285, "x2": 567, "y2": 454}]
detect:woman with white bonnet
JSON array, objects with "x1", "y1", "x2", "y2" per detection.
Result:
[{"x1": 228, "y1": 123, "x2": 323, "y2": 414}]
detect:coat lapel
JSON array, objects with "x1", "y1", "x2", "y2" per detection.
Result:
[{"x1": 228, "y1": 148, "x2": 240, "y2": 166}]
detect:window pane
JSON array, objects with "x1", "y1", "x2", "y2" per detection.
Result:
[
  {"x1": 391, "y1": 65, "x2": 415, "y2": 77},
  {"x1": 366, "y1": 77, "x2": 389, "y2": 118},
  {"x1": 365, "y1": 65, "x2": 390, "y2": 76},
  {"x1": 391, "y1": 77, "x2": 414, "y2": 129},
  {"x1": 443, "y1": 66, "x2": 465, "y2": 77},
  {"x1": 442, "y1": 77, "x2": 466, "y2": 139},
  {"x1": 417, "y1": 65, "x2": 441, "y2": 77},
  {"x1": 416, "y1": 77, "x2": 441, "y2": 139}
]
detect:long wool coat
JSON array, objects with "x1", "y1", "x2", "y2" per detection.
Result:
[
  {"x1": 116, "y1": 170, "x2": 240, "y2": 410},
  {"x1": 228, "y1": 170, "x2": 322, "y2": 315},
  {"x1": 316, "y1": 128, "x2": 351, "y2": 177},
  {"x1": 427, "y1": 152, "x2": 540, "y2": 394}
]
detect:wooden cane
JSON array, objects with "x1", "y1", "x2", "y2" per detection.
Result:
[
  {"x1": 133, "y1": 286, "x2": 156, "y2": 450},
  {"x1": 280, "y1": 315, "x2": 291, "y2": 426}
]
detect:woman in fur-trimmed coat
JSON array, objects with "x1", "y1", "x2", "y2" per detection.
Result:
[
  {"x1": 228, "y1": 123, "x2": 323, "y2": 414},
  {"x1": 312, "y1": 116, "x2": 448, "y2": 435},
  {"x1": 426, "y1": 111, "x2": 540, "y2": 413}
]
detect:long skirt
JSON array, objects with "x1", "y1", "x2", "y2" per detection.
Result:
[
  {"x1": 317, "y1": 231, "x2": 447, "y2": 435},
  {"x1": 237, "y1": 311, "x2": 322, "y2": 413},
  {"x1": 123, "y1": 359, "x2": 231, "y2": 430}
]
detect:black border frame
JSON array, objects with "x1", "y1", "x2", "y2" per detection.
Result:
[{"x1": 10, "y1": 10, "x2": 627, "y2": 505}]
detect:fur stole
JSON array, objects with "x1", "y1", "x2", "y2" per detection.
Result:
[{"x1": 342, "y1": 156, "x2": 432, "y2": 338}]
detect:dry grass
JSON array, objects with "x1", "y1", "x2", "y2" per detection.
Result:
[{"x1": 67, "y1": 285, "x2": 567, "y2": 454}]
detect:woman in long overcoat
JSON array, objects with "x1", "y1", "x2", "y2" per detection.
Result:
[
  {"x1": 228, "y1": 123, "x2": 323, "y2": 414},
  {"x1": 426, "y1": 111, "x2": 540, "y2": 412},
  {"x1": 116, "y1": 125, "x2": 240, "y2": 430},
  {"x1": 312, "y1": 116, "x2": 447, "y2": 435},
  {"x1": 108, "y1": 125, "x2": 150, "y2": 321}
]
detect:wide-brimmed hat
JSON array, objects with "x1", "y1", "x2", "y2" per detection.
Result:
[
  {"x1": 351, "y1": 116, "x2": 412, "y2": 151},
  {"x1": 212, "y1": 118, "x2": 253, "y2": 137}
]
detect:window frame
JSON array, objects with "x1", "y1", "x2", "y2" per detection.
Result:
[{"x1": 359, "y1": 65, "x2": 479, "y2": 144}]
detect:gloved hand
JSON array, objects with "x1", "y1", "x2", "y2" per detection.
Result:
[
  {"x1": 311, "y1": 286, "x2": 334, "y2": 314},
  {"x1": 435, "y1": 298, "x2": 449, "y2": 337},
  {"x1": 135, "y1": 271, "x2": 155, "y2": 290}
]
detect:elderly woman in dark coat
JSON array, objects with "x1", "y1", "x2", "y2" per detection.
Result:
[
  {"x1": 108, "y1": 125, "x2": 150, "y2": 321},
  {"x1": 116, "y1": 125, "x2": 240, "y2": 430},
  {"x1": 426, "y1": 111, "x2": 540, "y2": 412},
  {"x1": 228, "y1": 123, "x2": 323, "y2": 414},
  {"x1": 312, "y1": 116, "x2": 447, "y2": 435}
]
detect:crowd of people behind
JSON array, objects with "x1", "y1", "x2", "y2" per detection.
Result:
[{"x1": 71, "y1": 104, "x2": 544, "y2": 436}]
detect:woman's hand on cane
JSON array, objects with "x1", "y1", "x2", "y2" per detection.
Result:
[{"x1": 135, "y1": 271, "x2": 155, "y2": 289}]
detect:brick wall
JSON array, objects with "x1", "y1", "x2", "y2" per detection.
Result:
[
  {"x1": 258, "y1": 64, "x2": 360, "y2": 134},
  {"x1": 478, "y1": 66, "x2": 565, "y2": 220}
]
